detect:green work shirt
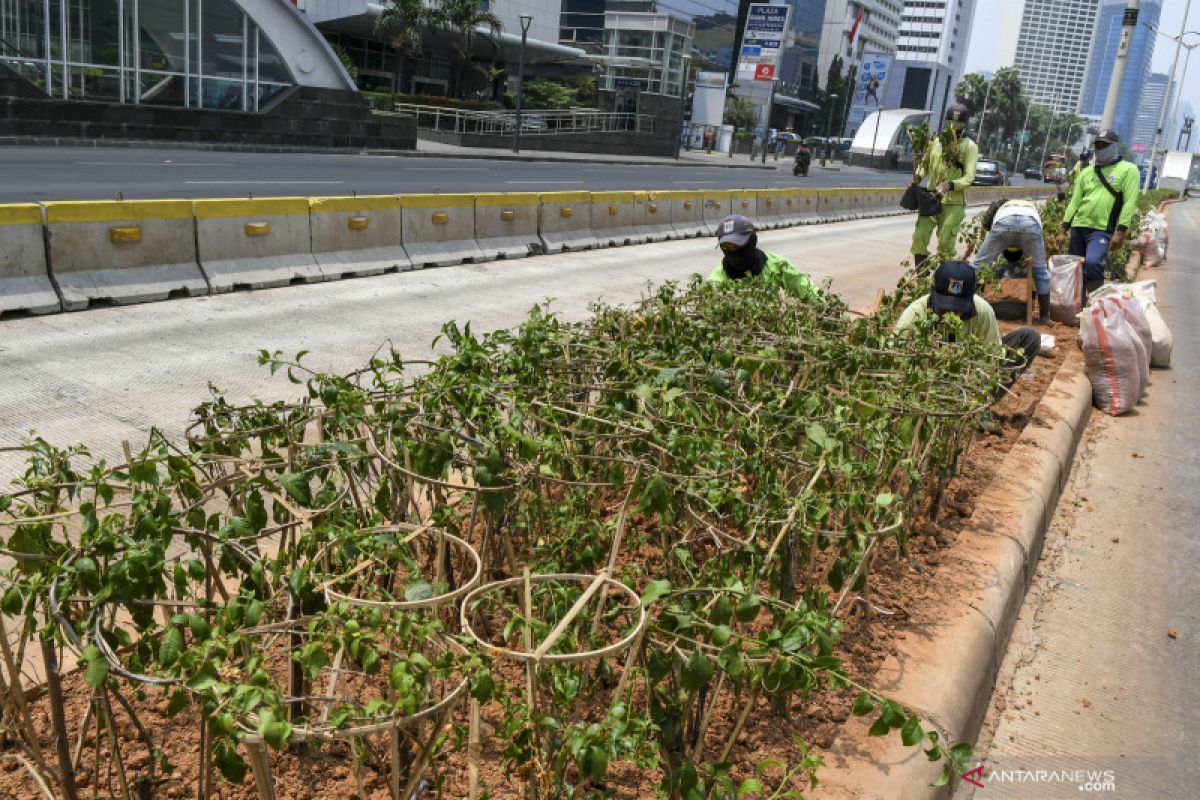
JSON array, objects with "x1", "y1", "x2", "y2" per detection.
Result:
[
  {"x1": 894, "y1": 294, "x2": 1002, "y2": 350},
  {"x1": 706, "y1": 251, "x2": 821, "y2": 301},
  {"x1": 1063, "y1": 160, "x2": 1141, "y2": 232},
  {"x1": 915, "y1": 135, "x2": 979, "y2": 206}
]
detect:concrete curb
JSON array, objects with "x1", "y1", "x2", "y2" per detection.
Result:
[{"x1": 811, "y1": 359, "x2": 1093, "y2": 800}]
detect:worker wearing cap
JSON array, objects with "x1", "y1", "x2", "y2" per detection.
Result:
[
  {"x1": 707, "y1": 215, "x2": 822, "y2": 301},
  {"x1": 910, "y1": 104, "x2": 979, "y2": 266},
  {"x1": 1068, "y1": 150, "x2": 1092, "y2": 188},
  {"x1": 971, "y1": 199, "x2": 1051, "y2": 324},
  {"x1": 895, "y1": 261, "x2": 1041, "y2": 384},
  {"x1": 1056, "y1": 128, "x2": 1141, "y2": 299}
]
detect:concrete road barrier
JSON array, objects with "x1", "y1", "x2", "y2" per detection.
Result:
[
  {"x1": 846, "y1": 189, "x2": 868, "y2": 219},
  {"x1": 731, "y1": 190, "x2": 757, "y2": 223},
  {"x1": 639, "y1": 192, "x2": 675, "y2": 242},
  {"x1": 195, "y1": 197, "x2": 322, "y2": 291},
  {"x1": 474, "y1": 193, "x2": 541, "y2": 260},
  {"x1": 44, "y1": 200, "x2": 208, "y2": 310},
  {"x1": 309, "y1": 195, "x2": 410, "y2": 279},
  {"x1": 701, "y1": 191, "x2": 734, "y2": 235},
  {"x1": 666, "y1": 191, "x2": 706, "y2": 238},
  {"x1": 0, "y1": 204, "x2": 60, "y2": 316},
  {"x1": 537, "y1": 191, "x2": 597, "y2": 253},
  {"x1": 590, "y1": 191, "x2": 644, "y2": 247},
  {"x1": 795, "y1": 189, "x2": 821, "y2": 223},
  {"x1": 401, "y1": 194, "x2": 485, "y2": 267},
  {"x1": 755, "y1": 189, "x2": 790, "y2": 229}
]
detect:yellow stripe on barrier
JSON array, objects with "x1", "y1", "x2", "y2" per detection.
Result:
[
  {"x1": 195, "y1": 197, "x2": 309, "y2": 219},
  {"x1": 475, "y1": 193, "x2": 538, "y2": 207},
  {"x1": 401, "y1": 194, "x2": 474, "y2": 209},
  {"x1": 309, "y1": 195, "x2": 399, "y2": 214},
  {"x1": 538, "y1": 191, "x2": 591, "y2": 203},
  {"x1": 0, "y1": 204, "x2": 43, "y2": 226},
  {"x1": 591, "y1": 191, "x2": 636, "y2": 203},
  {"x1": 44, "y1": 199, "x2": 194, "y2": 224},
  {"x1": 108, "y1": 226, "x2": 142, "y2": 243}
]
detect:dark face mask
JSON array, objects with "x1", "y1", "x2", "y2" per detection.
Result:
[{"x1": 722, "y1": 234, "x2": 765, "y2": 279}]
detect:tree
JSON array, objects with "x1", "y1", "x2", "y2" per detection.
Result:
[
  {"x1": 374, "y1": 0, "x2": 433, "y2": 96},
  {"x1": 724, "y1": 95, "x2": 757, "y2": 130},
  {"x1": 955, "y1": 72, "x2": 988, "y2": 116},
  {"x1": 434, "y1": 0, "x2": 502, "y2": 99},
  {"x1": 819, "y1": 55, "x2": 846, "y2": 138}
]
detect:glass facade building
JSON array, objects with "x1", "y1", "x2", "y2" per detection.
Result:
[
  {"x1": 1079, "y1": 0, "x2": 1160, "y2": 145},
  {"x1": 0, "y1": 0, "x2": 341, "y2": 110}
]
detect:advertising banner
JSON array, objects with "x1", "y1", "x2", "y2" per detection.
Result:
[
  {"x1": 845, "y1": 53, "x2": 892, "y2": 136},
  {"x1": 735, "y1": 4, "x2": 792, "y2": 83}
]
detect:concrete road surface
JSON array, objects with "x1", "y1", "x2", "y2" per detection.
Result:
[
  {"x1": 965, "y1": 200, "x2": 1200, "y2": 798},
  {"x1": 0, "y1": 145, "x2": 1041, "y2": 202},
  {"x1": 0, "y1": 213, "x2": 920, "y2": 485}
]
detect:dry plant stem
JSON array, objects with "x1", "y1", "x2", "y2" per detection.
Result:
[
  {"x1": 718, "y1": 688, "x2": 761, "y2": 763},
  {"x1": 71, "y1": 692, "x2": 96, "y2": 771},
  {"x1": 244, "y1": 735, "x2": 277, "y2": 800},
  {"x1": 400, "y1": 710, "x2": 453, "y2": 800},
  {"x1": 467, "y1": 699, "x2": 481, "y2": 800},
  {"x1": 99, "y1": 690, "x2": 133, "y2": 800},
  {"x1": 319, "y1": 646, "x2": 347, "y2": 725},
  {"x1": 832, "y1": 539, "x2": 878, "y2": 617},
  {"x1": 612, "y1": 621, "x2": 648, "y2": 704},
  {"x1": 522, "y1": 568, "x2": 538, "y2": 800},
  {"x1": 390, "y1": 726, "x2": 403, "y2": 800},
  {"x1": 1, "y1": 753, "x2": 55, "y2": 800},
  {"x1": 351, "y1": 737, "x2": 368, "y2": 800},
  {"x1": 589, "y1": 470, "x2": 640, "y2": 641},
  {"x1": 0, "y1": 614, "x2": 49, "y2": 775},
  {"x1": 687, "y1": 671, "x2": 725, "y2": 766},
  {"x1": 39, "y1": 638, "x2": 79, "y2": 800}
]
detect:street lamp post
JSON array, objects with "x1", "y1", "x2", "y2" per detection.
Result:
[
  {"x1": 1143, "y1": 0, "x2": 1193, "y2": 188},
  {"x1": 511, "y1": 14, "x2": 533, "y2": 154}
]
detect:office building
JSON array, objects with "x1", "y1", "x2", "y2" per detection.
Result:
[
  {"x1": 1131, "y1": 72, "x2": 1171, "y2": 165},
  {"x1": 1079, "y1": 0, "x2": 1160, "y2": 144},
  {"x1": 1004, "y1": 0, "x2": 1101, "y2": 113}
]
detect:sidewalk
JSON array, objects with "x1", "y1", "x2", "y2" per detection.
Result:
[{"x1": 964, "y1": 200, "x2": 1199, "y2": 798}]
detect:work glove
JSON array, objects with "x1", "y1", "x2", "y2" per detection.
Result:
[{"x1": 1037, "y1": 293, "x2": 1052, "y2": 325}]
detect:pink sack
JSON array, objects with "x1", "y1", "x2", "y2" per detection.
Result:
[{"x1": 1080, "y1": 303, "x2": 1142, "y2": 416}]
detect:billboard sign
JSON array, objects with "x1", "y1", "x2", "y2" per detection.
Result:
[
  {"x1": 691, "y1": 71, "x2": 728, "y2": 127},
  {"x1": 735, "y1": 4, "x2": 792, "y2": 82},
  {"x1": 845, "y1": 53, "x2": 892, "y2": 135}
]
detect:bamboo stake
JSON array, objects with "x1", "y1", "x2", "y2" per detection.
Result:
[
  {"x1": 40, "y1": 639, "x2": 79, "y2": 800},
  {"x1": 532, "y1": 572, "x2": 608, "y2": 662},
  {"x1": 467, "y1": 700, "x2": 481, "y2": 800},
  {"x1": 390, "y1": 727, "x2": 403, "y2": 800},
  {"x1": 244, "y1": 735, "x2": 277, "y2": 800},
  {"x1": 718, "y1": 688, "x2": 760, "y2": 763},
  {"x1": 99, "y1": 691, "x2": 133, "y2": 800},
  {"x1": 589, "y1": 471, "x2": 640, "y2": 641},
  {"x1": 0, "y1": 614, "x2": 49, "y2": 775},
  {"x1": 687, "y1": 671, "x2": 725, "y2": 765}
]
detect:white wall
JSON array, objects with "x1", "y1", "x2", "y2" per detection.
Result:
[{"x1": 492, "y1": 0, "x2": 560, "y2": 45}]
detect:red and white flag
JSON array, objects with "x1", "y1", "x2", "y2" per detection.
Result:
[{"x1": 848, "y1": 9, "x2": 864, "y2": 46}]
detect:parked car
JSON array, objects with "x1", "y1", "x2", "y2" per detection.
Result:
[
  {"x1": 973, "y1": 159, "x2": 1010, "y2": 186},
  {"x1": 1023, "y1": 164, "x2": 1043, "y2": 180}
]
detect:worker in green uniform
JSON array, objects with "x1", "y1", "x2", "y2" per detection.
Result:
[
  {"x1": 707, "y1": 215, "x2": 822, "y2": 300},
  {"x1": 910, "y1": 104, "x2": 979, "y2": 267},
  {"x1": 1055, "y1": 128, "x2": 1141, "y2": 299}
]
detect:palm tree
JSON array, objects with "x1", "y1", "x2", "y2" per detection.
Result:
[
  {"x1": 374, "y1": 0, "x2": 434, "y2": 97},
  {"x1": 433, "y1": 0, "x2": 502, "y2": 99}
]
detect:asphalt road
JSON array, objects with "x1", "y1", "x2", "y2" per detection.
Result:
[{"x1": 0, "y1": 145, "x2": 1042, "y2": 202}]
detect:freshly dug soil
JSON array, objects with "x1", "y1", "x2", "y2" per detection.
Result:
[{"x1": 0, "y1": 324, "x2": 1083, "y2": 800}]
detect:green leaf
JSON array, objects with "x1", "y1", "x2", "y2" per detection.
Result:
[
  {"x1": 584, "y1": 745, "x2": 609, "y2": 781},
  {"x1": 737, "y1": 778, "x2": 765, "y2": 797},
  {"x1": 166, "y1": 689, "x2": 189, "y2": 717},
  {"x1": 867, "y1": 716, "x2": 891, "y2": 737},
  {"x1": 640, "y1": 579, "x2": 672, "y2": 606},
  {"x1": 710, "y1": 595, "x2": 733, "y2": 626},
  {"x1": 244, "y1": 599, "x2": 264, "y2": 628},
  {"x1": 403, "y1": 581, "x2": 433, "y2": 602},
  {"x1": 2, "y1": 586, "x2": 23, "y2": 616},
  {"x1": 680, "y1": 650, "x2": 714, "y2": 691},
  {"x1": 901, "y1": 715, "x2": 924, "y2": 747},
  {"x1": 158, "y1": 626, "x2": 184, "y2": 668},
  {"x1": 932, "y1": 763, "x2": 952, "y2": 788},
  {"x1": 129, "y1": 460, "x2": 160, "y2": 485},
  {"x1": 851, "y1": 692, "x2": 875, "y2": 717},
  {"x1": 735, "y1": 593, "x2": 761, "y2": 622},
  {"x1": 258, "y1": 711, "x2": 293, "y2": 750},
  {"x1": 709, "y1": 625, "x2": 733, "y2": 646},
  {"x1": 214, "y1": 742, "x2": 248, "y2": 783},
  {"x1": 82, "y1": 645, "x2": 109, "y2": 689},
  {"x1": 881, "y1": 699, "x2": 906, "y2": 729},
  {"x1": 277, "y1": 472, "x2": 312, "y2": 506}
]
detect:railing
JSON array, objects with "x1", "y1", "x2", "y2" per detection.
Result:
[
  {"x1": 379, "y1": 103, "x2": 657, "y2": 136},
  {"x1": 0, "y1": 36, "x2": 63, "y2": 98}
]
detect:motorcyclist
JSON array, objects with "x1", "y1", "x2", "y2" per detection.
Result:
[{"x1": 794, "y1": 141, "x2": 812, "y2": 177}]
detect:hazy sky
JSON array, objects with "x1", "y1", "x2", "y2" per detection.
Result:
[{"x1": 965, "y1": 0, "x2": 1198, "y2": 136}]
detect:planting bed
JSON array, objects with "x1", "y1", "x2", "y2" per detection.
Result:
[{"x1": 1, "y1": 269, "x2": 1076, "y2": 800}]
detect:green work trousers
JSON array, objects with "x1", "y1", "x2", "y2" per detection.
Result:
[{"x1": 911, "y1": 202, "x2": 966, "y2": 258}]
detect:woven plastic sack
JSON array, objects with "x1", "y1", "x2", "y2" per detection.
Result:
[
  {"x1": 1080, "y1": 303, "x2": 1142, "y2": 416},
  {"x1": 1100, "y1": 297, "x2": 1150, "y2": 397},
  {"x1": 1092, "y1": 281, "x2": 1173, "y2": 367},
  {"x1": 1048, "y1": 255, "x2": 1083, "y2": 325}
]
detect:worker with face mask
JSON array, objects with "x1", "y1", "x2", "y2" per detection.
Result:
[
  {"x1": 1055, "y1": 129, "x2": 1141, "y2": 300},
  {"x1": 910, "y1": 103, "x2": 979, "y2": 266},
  {"x1": 706, "y1": 215, "x2": 822, "y2": 301}
]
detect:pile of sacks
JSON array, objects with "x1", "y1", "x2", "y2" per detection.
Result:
[
  {"x1": 1134, "y1": 209, "x2": 1169, "y2": 268},
  {"x1": 1079, "y1": 276, "x2": 1174, "y2": 416}
]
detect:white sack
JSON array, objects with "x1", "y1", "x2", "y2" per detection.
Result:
[
  {"x1": 1049, "y1": 255, "x2": 1084, "y2": 325},
  {"x1": 1080, "y1": 303, "x2": 1142, "y2": 416},
  {"x1": 1092, "y1": 281, "x2": 1174, "y2": 367}
]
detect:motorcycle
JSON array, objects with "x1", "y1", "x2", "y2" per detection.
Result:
[{"x1": 792, "y1": 147, "x2": 812, "y2": 177}]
